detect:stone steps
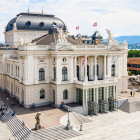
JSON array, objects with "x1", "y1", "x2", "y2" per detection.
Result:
[
  {"x1": 28, "y1": 125, "x2": 82, "y2": 140},
  {"x1": 60, "y1": 112, "x2": 92, "y2": 131},
  {"x1": 0, "y1": 100, "x2": 31, "y2": 140}
]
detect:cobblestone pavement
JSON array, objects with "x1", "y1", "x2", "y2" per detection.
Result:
[
  {"x1": 68, "y1": 110, "x2": 140, "y2": 140},
  {"x1": 0, "y1": 121, "x2": 15, "y2": 140},
  {"x1": 0, "y1": 91, "x2": 67, "y2": 130}
]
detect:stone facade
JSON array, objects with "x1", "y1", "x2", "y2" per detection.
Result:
[{"x1": 0, "y1": 12, "x2": 128, "y2": 109}]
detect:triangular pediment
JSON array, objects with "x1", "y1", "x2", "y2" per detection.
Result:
[
  {"x1": 109, "y1": 46, "x2": 121, "y2": 51},
  {"x1": 58, "y1": 45, "x2": 74, "y2": 51}
]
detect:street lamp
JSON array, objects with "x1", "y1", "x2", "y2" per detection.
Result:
[{"x1": 66, "y1": 109, "x2": 72, "y2": 130}]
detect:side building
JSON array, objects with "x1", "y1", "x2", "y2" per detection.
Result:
[{"x1": 0, "y1": 12, "x2": 128, "y2": 112}]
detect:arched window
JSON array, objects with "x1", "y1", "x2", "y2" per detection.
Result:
[
  {"x1": 26, "y1": 21, "x2": 31, "y2": 26},
  {"x1": 39, "y1": 22, "x2": 44, "y2": 27},
  {"x1": 111, "y1": 64, "x2": 115, "y2": 76},
  {"x1": 54, "y1": 67, "x2": 56, "y2": 81},
  {"x1": 40, "y1": 89, "x2": 45, "y2": 99},
  {"x1": 63, "y1": 57, "x2": 66, "y2": 62},
  {"x1": 63, "y1": 90, "x2": 68, "y2": 99},
  {"x1": 62, "y1": 67, "x2": 67, "y2": 81},
  {"x1": 39, "y1": 68, "x2": 45, "y2": 81}
]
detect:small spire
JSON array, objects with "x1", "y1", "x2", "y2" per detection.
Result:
[
  {"x1": 28, "y1": 5, "x2": 29, "y2": 13},
  {"x1": 42, "y1": 6, "x2": 43, "y2": 13}
]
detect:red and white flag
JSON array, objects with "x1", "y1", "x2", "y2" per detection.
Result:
[
  {"x1": 82, "y1": 55, "x2": 85, "y2": 66},
  {"x1": 93, "y1": 22, "x2": 97, "y2": 26},
  {"x1": 76, "y1": 26, "x2": 79, "y2": 30}
]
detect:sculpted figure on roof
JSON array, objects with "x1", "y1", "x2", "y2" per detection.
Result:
[
  {"x1": 106, "y1": 29, "x2": 114, "y2": 42},
  {"x1": 57, "y1": 28, "x2": 67, "y2": 43}
]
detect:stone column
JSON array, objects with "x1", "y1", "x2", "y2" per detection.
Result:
[
  {"x1": 23, "y1": 56, "x2": 27, "y2": 85},
  {"x1": 106, "y1": 87, "x2": 108, "y2": 102},
  {"x1": 70, "y1": 56, "x2": 74, "y2": 83},
  {"x1": 19, "y1": 58, "x2": 22, "y2": 82},
  {"x1": 94, "y1": 55, "x2": 98, "y2": 81},
  {"x1": 84, "y1": 56, "x2": 88, "y2": 82},
  {"x1": 74, "y1": 56, "x2": 77, "y2": 81},
  {"x1": 93, "y1": 88, "x2": 96, "y2": 102},
  {"x1": 96, "y1": 88, "x2": 98, "y2": 104},
  {"x1": 90, "y1": 57, "x2": 94, "y2": 80},
  {"x1": 82, "y1": 89, "x2": 85, "y2": 106},
  {"x1": 104, "y1": 55, "x2": 107, "y2": 79},
  {"x1": 56, "y1": 56, "x2": 61, "y2": 84},
  {"x1": 117, "y1": 55, "x2": 120, "y2": 78},
  {"x1": 80, "y1": 57, "x2": 84, "y2": 81},
  {"x1": 114, "y1": 85, "x2": 117, "y2": 99},
  {"x1": 85, "y1": 89, "x2": 87, "y2": 106},
  {"x1": 107, "y1": 55, "x2": 111, "y2": 77}
]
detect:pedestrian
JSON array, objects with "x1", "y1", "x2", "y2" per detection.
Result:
[
  {"x1": 130, "y1": 91, "x2": 132, "y2": 96},
  {"x1": 133, "y1": 92, "x2": 135, "y2": 97},
  {"x1": 61, "y1": 101, "x2": 64, "y2": 107},
  {"x1": 6, "y1": 106, "x2": 8, "y2": 111},
  {"x1": 22, "y1": 120, "x2": 25, "y2": 129},
  {"x1": 1, "y1": 110, "x2": 4, "y2": 116},
  {"x1": 11, "y1": 111, "x2": 16, "y2": 116}
]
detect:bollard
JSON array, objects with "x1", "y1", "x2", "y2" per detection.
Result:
[{"x1": 80, "y1": 124, "x2": 83, "y2": 131}]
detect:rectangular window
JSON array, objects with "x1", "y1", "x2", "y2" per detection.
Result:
[
  {"x1": 87, "y1": 88, "x2": 94, "y2": 102},
  {"x1": 108, "y1": 86, "x2": 114, "y2": 99},
  {"x1": 98, "y1": 87, "x2": 104, "y2": 100},
  {"x1": 138, "y1": 64, "x2": 140, "y2": 68},
  {"x1": 76, "y1": 88, "x2": 83, "y2": 104}
]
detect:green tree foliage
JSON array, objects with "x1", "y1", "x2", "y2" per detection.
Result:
[{"x1": 128, "y1": 50, "x2": 140, "y2": 57}]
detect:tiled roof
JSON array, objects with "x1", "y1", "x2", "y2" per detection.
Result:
[
  {"x1": 127, "y1": 58, "x2": 140, "y2": 64},
  {"x1": 31, "y1": 34, "x2": 84, "y2": 45}
]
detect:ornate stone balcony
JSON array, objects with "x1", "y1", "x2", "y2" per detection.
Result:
[{"x1": 75, "y1": 77, "x2": 119, "y2": 86}]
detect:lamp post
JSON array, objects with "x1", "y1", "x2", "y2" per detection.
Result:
[{"x1": 66, "y1": 109, "x2": 72, "y2": 130}]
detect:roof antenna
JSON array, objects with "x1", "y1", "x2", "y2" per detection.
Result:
[
  {"x1": 28, "y1": 5, "x2": 29, "y2": 13},
  {"x1": 42, "y1": 6, "x2": 43, "y2": 13}
]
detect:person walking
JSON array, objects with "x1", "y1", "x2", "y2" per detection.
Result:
[
  {"x1": 130, "y1": 91, "x2": 132, "y2": 96},
  {"x1": 133, "y1": 92, "x2": 135, "y2": 97},
  {"x1": 11, "y1": 111, "x2": 16, "y2": 116},
  {"x1": 22, "y1": 120, "x2": 25, "y2": 129}
]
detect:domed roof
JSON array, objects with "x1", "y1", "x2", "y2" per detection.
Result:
[{"x1": 6, "y1": 12, "x2": 66, "y2": 32}]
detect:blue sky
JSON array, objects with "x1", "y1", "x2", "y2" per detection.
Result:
[{"x1": 0, "y1": 0, "x2": 140, "y2": 42}]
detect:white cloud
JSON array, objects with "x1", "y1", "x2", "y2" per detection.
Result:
[{"x1": 0, "y1": 0, "x2": 140, "y2": 42}]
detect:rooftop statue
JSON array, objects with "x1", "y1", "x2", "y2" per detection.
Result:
[
  {"x1": 106, "y1": 29, "x2": 114, "y2": 42},
  {"x1": 57, "y1": 28, "x2": 67, "y2": 43},
  {"x1": 123, "y1": 40, "x2": 127, "y2": 45}
]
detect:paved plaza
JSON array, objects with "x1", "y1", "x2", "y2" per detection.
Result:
[
  {"x1": 121, "y1": 91, "x2": 140, "y2": 102},
  {"x1": 67, "y1": 110, "x2": 140, "y2": 140},
  {"x1": 0, "y1": 91, "x2": 67, "y2": 130},
  {"x1": 1, "y1": 90, "x2": 140, "y2": 140},
  {"x1": 0, "y1": 121, "x2": 15, "y2": 140}
]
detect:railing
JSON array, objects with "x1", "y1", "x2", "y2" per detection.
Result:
[{"x1": 75, "y1": 78, "x2": 118, "y2": 85}]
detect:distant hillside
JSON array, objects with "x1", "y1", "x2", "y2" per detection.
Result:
[{"x1": 104, "y1": 36, "x2": 140, "y2": 44}]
